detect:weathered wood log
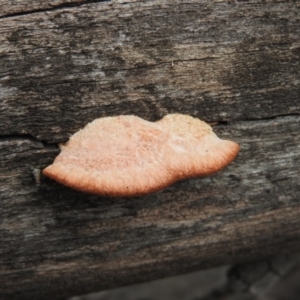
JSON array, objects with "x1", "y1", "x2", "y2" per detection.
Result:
[{"x1": 0, "y1": 0, "x2": 299, "y2": 299}]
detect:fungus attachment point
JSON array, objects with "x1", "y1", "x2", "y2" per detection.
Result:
[{"x1": 43, "y1": 114, "x2": 240, "y2": 197}]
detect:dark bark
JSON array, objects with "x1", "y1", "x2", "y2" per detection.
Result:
[{"x1": 0, "y1": 0, "x2": 299, "y2": 299}]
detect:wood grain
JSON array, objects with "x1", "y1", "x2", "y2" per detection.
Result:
[
  {"x1": 0, "y1": 0, "x2": 300, "y2": 299},
  {"x1": 1, "y1": 0, "x2": 299, "y2": 142},
  {"x1": 0, "y1": 0, "x2": 101, "y2": 18}
]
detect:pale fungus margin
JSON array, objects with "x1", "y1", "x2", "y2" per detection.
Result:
[{"x1": 43, "y1": 114, "x2": 240, "y2": 197}]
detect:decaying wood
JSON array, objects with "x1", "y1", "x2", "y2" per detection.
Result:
[
  {"x1": 0, "y1": 0, "x2": 79, "y2": 18},
  {"x1": 0, "y1": 0, "x2": 299, "y2": 299}
]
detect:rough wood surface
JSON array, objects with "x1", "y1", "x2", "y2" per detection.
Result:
[
  {"x1": 0, "y1": 0, "x2": 300, "y2": 299},
  {"x1": 0, "y1": 0, "x2": 117, "y2": 18}
]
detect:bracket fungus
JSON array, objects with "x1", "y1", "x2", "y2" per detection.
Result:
[{"x1": 43, "y1": 114, "x2": 240, "y2": 197}]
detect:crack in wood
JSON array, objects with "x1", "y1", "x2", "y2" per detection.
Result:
[
  {"x1": 0, "y1": 0, "x2": 112, "y2": 20},
  {"x1": 236, "y1": 113, "x2": 300, "y2": 122},
  {"x1": 0, "y1": 0, "x2": 111, "y2": 20},
  {"x1": 0, "y1": 134, "x2": 59, "y2": 148},
  {"x1": 0, "y1": 114, "x2": 298, "y2": 145}
]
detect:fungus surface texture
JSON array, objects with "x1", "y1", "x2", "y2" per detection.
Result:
[{"x1": 43, "y1": 114, "x2": 240, "y2": 197}]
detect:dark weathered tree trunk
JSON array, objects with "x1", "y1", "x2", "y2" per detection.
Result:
[{"x1": 0, "y1": 0, "x2": 299, "y2": 299}]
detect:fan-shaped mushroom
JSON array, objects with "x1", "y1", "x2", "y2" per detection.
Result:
[{"x1": 43, "y1": 114, "x2": 239, "y2": 197}]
